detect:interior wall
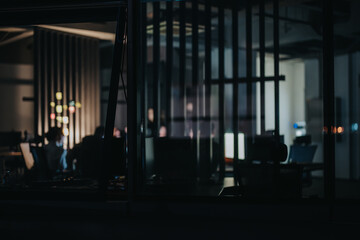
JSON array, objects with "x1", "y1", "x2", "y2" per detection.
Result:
[
  {"x1": 334, "y1": 54, "x2": 350, "y2": 179},
  {"x1": 0, "y1": 36, "x2": 34, "y2": 138},
  {"x1": 257, "y1": 55, "x2": 305, "y2": 151},
  {"x1": 0, "y1": 64, "x2": 34, "y2": 136}
]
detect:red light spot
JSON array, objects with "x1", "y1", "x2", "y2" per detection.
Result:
[
  {"x1": 50, "y1": 113, "x2": 56, "y2": 120},
  {"x1": 69, "y1": 106, "x2": 75, "y2": 113}
]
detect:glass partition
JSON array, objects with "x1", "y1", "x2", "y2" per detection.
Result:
[
  {"x1": 0, "y1": 21, "x2": 127, "y2": 198},
  {"x1": 134, "y1": 0, "x2": 324, "y2": 199}
]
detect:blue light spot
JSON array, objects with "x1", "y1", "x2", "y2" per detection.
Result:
[
  {"x1": 351, "y1": 123, "x2": 358, "y2": 132},
  {"x1": 293, "y1": 123, "x2": 298, "y2": 129}
]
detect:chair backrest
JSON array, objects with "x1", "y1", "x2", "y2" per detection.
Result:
[
  {"x1": 288, "y1": 144, "x2": 317, "y2": 163},
  {"x1": 79, "y1": 135, "x2": 104, "y2": 178},
  {"x1": 20, "y1": 142, "x2": 35, "y2": 170},
  {"x1": 154, "y1": 137, "x2": 197, "y2": 182},
  {"x1": 30, "y1": 145, "x2": 51, "y2": 180},
  {"x1": 246, "y1": 136, "x2": 287, "y2": 163}
]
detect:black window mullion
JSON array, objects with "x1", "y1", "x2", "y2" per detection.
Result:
[
  {"x1": 273, "y1": 0, "x2": 280, "y2": 139},
  {"x1": 218, "y1": 3, "x2": 225, "y2": 181},
  {"x1": 47, "y1": 31, "x2": 52, "y2": 131},
  {"x1": 179, "y1": 1, "x2": 186, "y2": 136},
  {"x1": 323, "y1": 0, "x2": 335, "y2": 204},
  {"x1": 192, "y1": 0, "x2": 199, "y2": 139},
  {"x1": 259, "y1": 0, "x2": 265, "y2": 134},
  {"x1": 166, "y1": 1, "x2": 173, "y2": 136},
  {"x1": 246, "y1": 0, "x2": 253, "y2": 136},
  {"x1": 34, "y1": 28, "x2": 40, "y2": 137},
  {"x1": 140, "y1": 2, "x2": 147, "y2": 189},
  {"x1": 232, "y1": 2, "x2": 239, "y2": 185},
  {"x1": 153, "y1": 1, "x2": 160, "y2": 137}
]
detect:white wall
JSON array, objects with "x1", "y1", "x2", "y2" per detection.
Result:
[{"x1": 256, "y1": 55, "x2": 305, "y2": 151}]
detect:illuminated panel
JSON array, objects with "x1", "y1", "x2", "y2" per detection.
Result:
[{"x1": 224, "y1": 133, "x2": 245, "y2": 160}]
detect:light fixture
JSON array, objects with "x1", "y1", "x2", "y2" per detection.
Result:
[
  {"x1": 50, "y1": 113, "x2": 56, "y2": 120},
  {"x1": 56, "y1": 116, "x2": 62, "y2": 123},
  {"x1": 50, "y1": 102, "x2": 55, "y2": 107}
]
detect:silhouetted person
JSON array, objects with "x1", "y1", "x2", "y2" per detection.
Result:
[
  {"x1": 78, "y1": 126, "x2": 105, "y2": 178},
  {"x1": 44, "y1": 127, "x2": 67, "y2": 176}
]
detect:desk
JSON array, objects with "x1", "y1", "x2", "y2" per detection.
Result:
[
  {"x1": 0, "y1": 151, "x2": 22, "y2": 184},
  {"x1": 233, "y1": 162, "x2": 324, "y2": 198}
]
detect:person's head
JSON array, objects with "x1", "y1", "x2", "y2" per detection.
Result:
[
  {"x1": 113, "y1": 127, "x2": 121, "y2": 138},
  {"x1": 159, "y1": 126, "x2": 167, "y2": 137},
  {"x1": 148, "y1": 108, "x2": 154, "y2": 123},
  {"x1": 94, "y1": 126, "x2": 105, "y2": 139},
  {"x1": 45, "y1": 127, "x2": 64, "y2": 144}
]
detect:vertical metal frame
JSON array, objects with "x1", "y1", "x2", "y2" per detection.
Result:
[
  {"x1": 34, "y1": 28, "x2": 40, "y2": 137},
  {"x1": 259, "y1": 0, "x2": 265, "y2": 134},
  {"x1": 153, "y1": 1, "x2": 160, "y2": 137},
  {"x1": 103, "y1": 5, "x2": 127, "y2": 195},
  {"x1": 127, "y1": 0, "x2": 140, "y2": 201},
  {"x1": 200, "y1": 0, "x2": 212, "y2": 181},
  {"x1": 323, "y1": 0, "x2": 335, "y2": 203},
  {"x1": 192, "y1": 0, "x2": 199, "y2": 139},
  {"x1": 218, "y1": 2, "x2": 225, "y2": 181},
  {"x1": 179, "y1": 1, "x2": 186, "y2": 136},
  {"x1": 232, "y1": 1, "x2": 239, "y2": 184},
  {"x1": 273, "y1": 0, "x2": 280, "y2": 138},
  {"x1": 140, "y1": 1, "x2": 147, "y2": 188},
  {"x1": 246, "y1": 0, "x2": 253, "y2": 135},
  {"x1": 166, "y1": 1, "x2": 173, "y2": 136}
]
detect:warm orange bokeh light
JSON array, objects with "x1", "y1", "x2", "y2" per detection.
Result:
[{"x1": 337, "y1": 126, "x2": 344, "y2": 134}]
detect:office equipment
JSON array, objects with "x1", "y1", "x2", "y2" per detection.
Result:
[
  {"x1": 288, "y1": 144, "x2": 317, "y2": 186},
  {"x1": 109, "y1": 137, "x2": 126, "y2": 177},
  {"x1": 288, "y1": 145, "x2": 317, "y2": 164},
  {"x1": 79, "y1": 136, "x2": 104, "y2": 178},
  {"x1": 245, "y1": 135, "x2": 286, "y2": 163},
  {"x1": 0, "y1": 131, "x2": 22, "y2": 150},
  {"x1": 154, "y1": 137, "x2": 197, "y2": 183},
  {"x1": 224, "y1": 133, "x2": 245, "y2": 160}
]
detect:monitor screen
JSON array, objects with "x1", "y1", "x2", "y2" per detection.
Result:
[{"x1": 224, "y1": 133, "x2": 245, "y2": 160}]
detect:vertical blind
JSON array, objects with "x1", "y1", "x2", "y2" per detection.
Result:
[{"x1": 34, "y1": 27, "x2": 100, "y2": 149}]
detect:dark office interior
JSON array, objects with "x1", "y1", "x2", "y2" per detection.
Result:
[{"x1": 1, "y1": 0, "x2": 360, "y2": 238}]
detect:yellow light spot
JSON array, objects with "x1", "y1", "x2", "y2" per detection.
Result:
[
  {"x1": 63, "y1": 128, "x2": 69, "y2": 136},
  {"x1": 56, "y1": 105, "x2": 63, "y2": 113},
  {"x1": 50, "y1": 102, "x2": 55, "y2": 107},
  {"x1": 56, "y1": 92, "x2": 63, "y2": 100},
  {"x1": 56, "y1": 116, "x2": 62, "y2": 123},
  {"x1": 63, "y1": 105, "x2": 68, "y2": 110},
  {"x1": 75, "y1": 102, "x2": 82, "y2": 108}
]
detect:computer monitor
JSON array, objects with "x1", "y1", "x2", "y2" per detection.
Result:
[
  {"x1": 224, "y1": 133, "x2": 245, "y2": 160},
  {"x1": 0, "y1": 131, "x2": 21, "y2": 150},
  {"x1": 154, "y1": 137, "x2": 197, "y2": 182}
]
